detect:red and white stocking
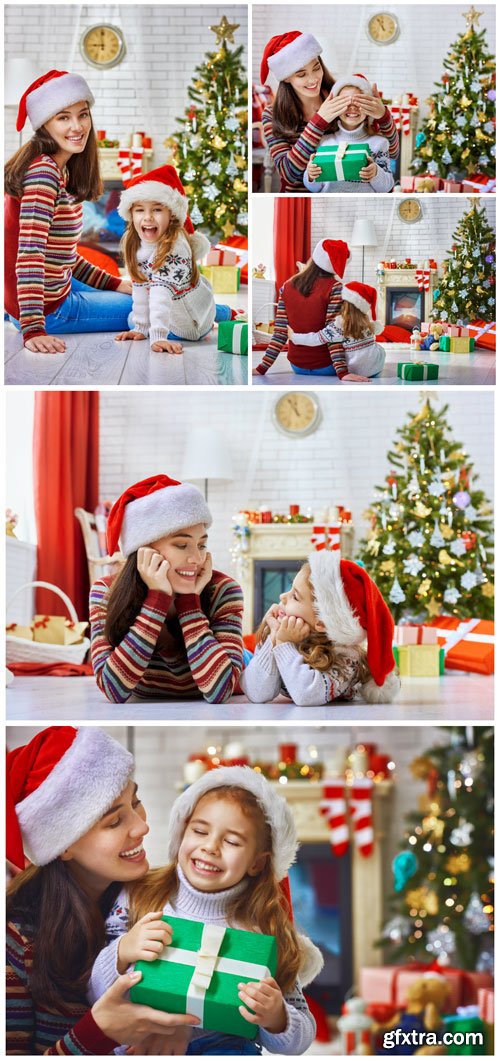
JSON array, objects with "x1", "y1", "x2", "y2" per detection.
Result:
[
  {"x1": 117, "y1": 148, "x2": 133, "y2": 183},
  {"x1": 416, "y1": 264, "x2": 424, "y2": 291},
  {"x1": 320, "y1": 779, "x2": 349, "y2": 856},
  {"x1": 130, "y1": 146, "x2": 144, "y2": 178},
  {"x1": 349, "y1": 778, "x2": 374, "y2": 857},
  {"x1": 311, "y1": 525, "x2": 327, "y2": 551},
  {"x1": 327, "y1": 524, "x2": 340, "y2": 551},
  {"x1": 390, "y1": 102, "x2": 401, "y2": 132},
  {"x1": 401, "y1": 106, "x2": 411, "y2": 136},
  {"x1": 423, "y1": 262, "x2": 431, "y2": 291}
]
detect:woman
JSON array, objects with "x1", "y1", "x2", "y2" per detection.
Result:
[
  {"x1": 259, "y1": 31, "x2": 399, "y2": 192},
  {"x1": 6, "y1": 726, "x2": 198, "y2": 1054},
  {"x1": 90, "y1": 474, "x2": 244, "y2": 704},
  {"x1": 4, "y1": 69, "x2": 132, "y2": 355}
]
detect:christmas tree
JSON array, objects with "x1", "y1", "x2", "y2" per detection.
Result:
[
  {"x1": 169, "y1": 16, "x2": 248, "y2": 239},
  {"x1": 412, "y1": 6, "x2": 496, "y2": 179},
  {"x1": 379, "y1": 727, "x2": 493, "y2": 973},
  {"x1": 357, "y1": 396, "x2": 494, "y2": 623},
  {"x1": 431, "y1": 199, "x2": 496, "y2": 324}
]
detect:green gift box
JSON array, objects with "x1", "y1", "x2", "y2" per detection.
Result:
[
  {"x1": 200, "y1": 265, "x2": 241, "y2": 293},
  {"x1": 217, "y1": 320, "x2": 248, "y2": 355},
  {"x1": 443, "y1": 1014, "x2": 485, "y2": 1054},
  {"x1": 397, "y1": 362, "x2": 439, "y2": 381},
  {"x1": 130, "y1": 916, "x2": 277, "y2": 1040},
  {"x1": 439, "y1": 335, "x2": 451, "y2": 352},
  {"x1": 313, "y1": 142, "x2": 370, "y2": 182}
]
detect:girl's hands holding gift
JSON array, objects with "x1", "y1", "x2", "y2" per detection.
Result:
[
  {"x1": 194, "y1": 551, "x2": 213, "y2": 595},
  {"x1": 151, "y1": 339, "x2": 184, "y2": 355},
  {"x1": 117, "y1": 912, "x2": 172, "y2": 973},
  {"x1": 359, "y1": 156, "x2": 378, "y2": 182},
  {"x1": 306, "y1": 158, "x2": 322, "y2": 181},
  {"x1": 92, "y1": 970, "x2": 199, "y2": 1045},
  {"x1": 275, "y1": 615, "x2": 310, "y2": 644},
  {"x1": 115, "y1": 330, "x2": 147, "y2": 341},
  {"x1": 238, "y1": 977, "x2": 287, "y2": 1034},
  {"x1": 137, "y1": 548, "x2": 173, "y2": 595}
]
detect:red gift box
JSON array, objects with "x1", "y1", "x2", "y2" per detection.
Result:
[
  {"x1": 425, "y1": 617, "x2": 494, "y2": 675},
  {"x1": 360, "y1": 964, "x2": 492, "y2": 1014},
  {"x1": 477, "y1": 987, "x2": 494, "y2": 1024},
  {"x1": 206, "y1": 246, "x2": 238, "y2": 266},
  {"x1": 443, "y1": 179, "x2": 462, "y2": 193},
  {"x1": 400, "y1": 176, "x2": 415, "y2": 191},
  {"x1": 394, "y1": 624, "x2": 437, "y2": 646},
  {"x1": 468, "y1": 321, "x2": 496, "y2": 350},
  {"x1": 462, "y1": 174, "x2": 496, "y2": 193},
  {"x1": 222, "y1": 235, "x2": 248, "y2": 284}
]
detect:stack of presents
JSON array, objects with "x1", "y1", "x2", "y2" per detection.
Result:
[
  {"x1": 397, "y1": 321, "x2": 496, "y2": 382},
  {"x1": 400, "y1": 174, "x2": 496, "y2": 194},
  {"x1": 393, "y1": 617, "x2": 494, "y2": 678},
  {"x1": 201, "y1": 242, "x2": 248, "y2": 355}
]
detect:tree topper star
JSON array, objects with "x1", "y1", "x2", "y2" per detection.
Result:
[
  {"x1": 210, "y1": 16, "x2": 240, "y2": 45},
  {"x1": 462, "y1": 6, "x2": 483, "y2": 30}
]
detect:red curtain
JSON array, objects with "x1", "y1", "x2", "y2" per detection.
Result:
[
  {"x1": 33, "y1": 392, "x2": 99, "y2": 619},
  {"x1": 273, "y1": 198, "x2": 311, "y2": 297}
]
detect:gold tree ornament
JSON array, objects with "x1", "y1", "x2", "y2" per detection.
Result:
[
  {"x1": 427, "y1": 597, "x2": 442, "y2": 617},
  {"x1": 446, "y1": 853, "x2": 471, "y2": 874},
  {"x1": 222, "y1": 219, "x2": 235, "y2": 237},
  {"x1": 462, "y1": 5, "x2": 484, "y2": 30},
  {"x1": 210, "y1": 15, "x2": 240, "y2": 45}
]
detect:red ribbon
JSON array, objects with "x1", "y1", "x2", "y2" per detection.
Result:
[{"x1": 34, "y1": 616, "x2": 50, "y2": 629}]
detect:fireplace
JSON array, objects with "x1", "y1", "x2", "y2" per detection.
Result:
[
  {"x1": 253, "y1": 559, "x2": 301, "y2": 628},
  {"x1": 386, "y1": 287, "x2": 424, "y2": 331}
]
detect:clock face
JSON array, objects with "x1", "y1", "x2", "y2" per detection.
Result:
[
  {"x1": 398, "y1": 198, "x2": 422, "y2": 224},
  {"x1": 273, "y1": 392, "x2": 321, "y2": 437},
  {"x1": 81, "y1": 24, "x2": 126, "y2": 69},
  {"x1": 367, "y1": 12, "x2": 400, "y2": 45}
]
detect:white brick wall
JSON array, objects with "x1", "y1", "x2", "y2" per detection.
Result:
[
  {"x1": 252, "y1": 3, "x2": 496, "y2": 108},
  {"x1": 99, "y1": 390, "x2": 494, "y2": 575},
  {"x1": 5, "y1": 4, "x2": 248, "y2": 160}
]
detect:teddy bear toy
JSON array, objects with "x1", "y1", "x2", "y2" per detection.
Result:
[
  {"x1": 421, "y1": 323, "x2": 444, "y2": 351},
  {"x1": 373, "y1": 973, "x2": 450, "y2": 1055},
  {"x1": 417, "y1": 178, "x2": 437, "y2": 193}
]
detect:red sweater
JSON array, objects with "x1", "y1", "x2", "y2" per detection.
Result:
[{"x1": 256, "y1": 276, "x2": 345, "y2": 374}]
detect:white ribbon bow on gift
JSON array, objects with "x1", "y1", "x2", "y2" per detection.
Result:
[{"x1": 335, "y1": 142, "x2": 348, "y2": 181}]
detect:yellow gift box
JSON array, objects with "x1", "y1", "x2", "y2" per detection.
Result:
[
  {"x1": 64, "y1": 621, "x2": 88, "y2": 646},
  {"x1": 393, "y1": 644, "x2": 444, "y2": 677},
  {"x1": 33, "y1": 615, "x2": 68, "y2": 644},
  {"x1": 6, "y1": 623, "x2": 33, "y2": 641},
  {"x1": 200, "y1": 265, "x2": 241, "y2": 293}
]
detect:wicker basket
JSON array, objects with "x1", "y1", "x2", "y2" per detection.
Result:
[
  {"x1": 6, "y1": 581, "x2": 90, "y2": 665},
  {"x1": 252, "y1": 300, "x2": 277, "y2": 349}
]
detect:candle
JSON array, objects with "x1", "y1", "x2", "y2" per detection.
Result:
[
  {"x1": 280, "y1": 744, "x2": 297, "y2": 764},
  {"x1": 120, "y1": 134, "x2": 132, "y2": 148},
  {"x1": 341, "y1": 509, "x2": 352, "y2": 523},
  {"x1": 97, "y1": 129, "x2": 106, "y2": 141},
  {"x1": 260, "y1": 506, "x2": 272, "y2": 523},
  {"x1": 328, "y1": 505, "x2": 339, "y2": 522},
  {"x1": 289, "y1": 504, "x2": 300, "y2": 516},
  {"x1": 132, "y1": 132, "x2": 143, "y2": 147},
  {"x1": 142, "y1": 136, "x2": 152, "y2": 148},
  {"x1": 350, "y1": 745, "x2": 368, "y2": 775},
  {"x1": 420, "y1": 456, "x2": 425, "y2": 474}
]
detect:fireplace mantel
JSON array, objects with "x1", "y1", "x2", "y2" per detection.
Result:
[
  {"x1": 377, "y1": 268, "x2": 439, "y2": 328},
  {"x1": 273, "y1": 779, "x2": 393, "y2": 982}
]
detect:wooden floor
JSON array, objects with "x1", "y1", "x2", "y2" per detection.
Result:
[
  {"x1": 4, "y1": 292, "x2": 248, "y2": 386},
  {"x1": 6, "y1": 673, "x2": 493, "y2": 722},
  {"x1": 251, "y1": 343, "x2": 496, "y2": 386}
]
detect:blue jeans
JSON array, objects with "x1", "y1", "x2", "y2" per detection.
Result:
[
  {"x1": 9, "y1": 277, "x2": 132, "y2": 334},
  {"x1": 187, "y1": 1033, "x2": 261, "y2": 1055},
  {"x1": 127, "y1": 301, "x2": 232, "y2": 341},
  {"x1": 291, "y1": 362, "x2": 336, "y2": 376}
]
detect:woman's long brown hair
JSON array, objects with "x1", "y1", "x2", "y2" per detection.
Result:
[
  {"x1": 122, "y1": 215, "x2": 200, "y2": 285},
  {"x1": 7, "y1": 862, "x2": 120, "y2": 1007},
  {"x1": 271, "y1": 58, "x2": 335, "y2": 142},
  {"x1": 129, "y1": 786, "x2": 302, "y2": 993},
  {"x1": 289, "y1": 259, "x2": 333, "y2": 298},
  {"x1": 4, "y1": 118, "x2": 102, "y2": 202},
  {"x1": 104, "y1": 552, "x2": 149, "y2": 647}
]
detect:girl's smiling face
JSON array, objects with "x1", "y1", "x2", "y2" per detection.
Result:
[
  {"x1": 132, "y1": 201, "x2": 172, "y2": 243},
  {"x1": 60, "y1": 781, "x2": 149, "y2": 897},
  {"x1": 278, "y1": 566, "x2": 325, "y2": 630},
  {"x1": 44, "y1": 100, "x2": 92, "y2": 157},
  {"x1": 150, "y1": 523, "x2": 208, "y2": 593},
  {"x1": 178, "y1": 792, "x2": 268, "y2": 892},
  {"x1": 286, "y1": 58, "x2": 323, "y2": 103},
  {"x1": 337, "y1": 86, "x2": 365, "y2": 127}
]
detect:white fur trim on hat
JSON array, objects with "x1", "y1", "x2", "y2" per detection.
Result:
[
  {"x1": 28, "y1": 73, "x2": 95, "y2": 131},
  {"x1": 190, "y1": 231, "x2": 211, "y2": 261},
  {"x1": 120, "y1": 482, "x2": 212, "y2": 557},
  {"x1": 118, "y1": 182, "x2": 188, "y2": 225},
  {"x1": 16, "y1": 729, "x2": 134, "y2": 866},
  {"x1": 269, "y1": 33, "x2": 322, "y2": 82},
  {"x1": 298, "y1": 934, "x2": 324, "y2": 986},
  {"x1": 330, "y1": 75, "x2": 372, "y2": 98},
  {"x1": 373, "y1": 320, "x2": 384, "y2": 335},
  {"x1": 165, "y1": 766, "x2": 298, "y2": 881},
  {"x1": 361, "y1": 671, "x2": 400, "y2": 704},
  {"x1": 308, "y1": 550, "x2": 365, "y2": 646},
  {"x1": 342, "y1": 287, "x2": 371, "y2": 316}
]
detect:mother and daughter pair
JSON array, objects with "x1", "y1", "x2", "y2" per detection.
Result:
[
  {"x1": 89, "y1": 474, "x2": 399, "y2": 706},
  {"x1": 4, "y1": 69, "x2": 234, "y2": 354}
]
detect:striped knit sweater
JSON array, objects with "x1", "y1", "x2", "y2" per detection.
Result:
[
  {"x1": 6, "y1": 921, "x2": 118, "y2": 1055},
  {"x1": 90, "y1": 570, "x2": 244, "y2": 704},
  {"x1": 4, "y1": 154, "x2": 122, "y2": 340},
  {"x1": 262, "y1": 104, "x2": 399, "y2": 192},
  {"x1": 256, "y1": 279, "x2": 344, "y2": 375}
]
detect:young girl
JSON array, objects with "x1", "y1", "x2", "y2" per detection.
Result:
[
  {"x1": 88, "y1": 766, "x2": 322, "y2": 1055},
  {"x1": 304, "y1": 74, "x2": 395, "y2": 193},
  {"x1": 255, "y1": 239, "x2": 371, "y2": 381},
  {"x1": 115, "y1": 165, "x2": 233, "y2": 354},
  {"x1": 288, "y1": 281, "x2": 386, "y2": 381},
  {"x1": 240, "y1": 550, "x2": 400, "y2": 705},
  {"x1": 260, "y1": 32, "x2": 399, "y2": 192},
  {"x1": 89, "y1": 474, "x2": 244, "y2": 704},
  {"x1": 4, "y1": 69, "x2": 132, "y2": 354}
]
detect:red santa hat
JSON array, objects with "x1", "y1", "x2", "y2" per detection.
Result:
[
  {"x1": 106, "y1": 474, "x2": 212, "y2": 558},
  {"x1": 118, "y1": 165, "x2": 209, "y2": 259},
  {"x1": 342, "y1": 281, "x2": 384, "y2": 334},
  {"x1": 260, "y1": 31, "x2": 322, "y2": 85},
  {"x1": 312, "y1": 239, "x2": 351, "y2": 278},
  {"x1": 308, "y1": 552, "x2": 400, "y2": 703},
  {"x1": 16, "y1": 69, "x2": 95, "y2": 132},
  {"x1": 6, "y1": 727, "x2": 134, "y2": 868},
  {"x1": 330, "y1": 73, "x2": 372, "y2": 98}
]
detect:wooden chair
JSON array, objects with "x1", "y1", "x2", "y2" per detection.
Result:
[{"x1": 74, "y1": 508, "x2": 123, "y2": 586}]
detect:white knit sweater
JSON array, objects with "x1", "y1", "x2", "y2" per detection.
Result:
[
  {"x1": 132, "y1": 231, "x2": 216, "y2": 344},
  {"x1": 88, "y1": 865, "x2": 316, "y2": 1055},
  {"x1": 240, "y1": 636, "x2": 361, "y2": 705}
]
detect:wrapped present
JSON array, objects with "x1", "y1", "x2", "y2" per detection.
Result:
[
  {"x1": 313, "y1": 142, "x2": 370, "y2": 182},
  {"x1": 360, "y1": 965, "x2": 491, "y2": 1014},
  {"x1": 468, "y1": 321, "x2": 496, "y2": 350},
  {"x1": 217, "y1": 320, "x2": 248, "y2": 355},
  {"x1": 477, "y1": 989, "x2": 494, "y2": 1055},
  {"x1": 400, "y1": 176, "x2": 415, "y2": 191},
  {"x1": 131, "y1": 916, "x2": 277, "y2": 1039},
  {"x1": 462, "y1": 175, "x2": 496, "y2": 194},
  {"x1": 443, "y1": 179, "x2": 463, "y2": 193},
  {"x1": 414, "y1": 174, "x2": 442, "y2": 192},
  {"x1": 222, "y1": 235, "x2": 248, "y2": 285},
  {"x1": 393, "y1": 644, "x2": 444, "y2": 676},
  {"x1": 394, "y1": 624, "x2": 437, "y2": 646},
  {"x1": 450, "y1": 336, "x2": 475, "y2": 353},
  {"x1": 424, "y1": 617, "x2": 494, "y2": 675},
  {"x1": 5, "y1": 623, "x2": 33, "y2": 640},
  {"x1": 448, "y1": 325, "x2": 462, "y2": 337},
  {"x1": 33, "y1": 615, "x2": 67, "y2": 644},
  {"x1": 206, "y1": 246, "x2": 238, "y2": 266},
  {"x1": 397, "y1": 362, "x2": 439, "y2": 381},
  {"x1": 64, "y1": 621, "x2": 89, "y2": 646},
  {"x1": 200, "y1": 265, "x2": 240, "y2": 293},
  {"x1": 439, "y1": 335, "x2": 451, "y2": 351},
  {"x1": 443, "y1": 1012, "x2": 485, "y2": 1055}
]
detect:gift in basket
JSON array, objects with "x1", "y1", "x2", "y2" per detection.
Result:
[
  {"x1": 252, "y1": 301, "x2": 278, "y2": 350},
  {"x1": 6, "y1": 581, "x2": 90, "y2": 665}
]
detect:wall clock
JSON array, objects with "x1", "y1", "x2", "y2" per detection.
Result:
[
  {"x1": 366, "y1": 12, "x2": 400, "y2": 46},
  {"x1": 398, "y1": 198, "x2": 422, "y2": 224},
  {"x1": 272, "y1": 392, "x2": 322, "y2": 438},
  {"x1": 80, "y1": 24, "x2": 126, "y2": 69}
]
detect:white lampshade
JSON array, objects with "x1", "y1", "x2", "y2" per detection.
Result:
[
  {"x1": 351, "y1": 219, "x2": 378, "y2": 247},
  {"x1": 181, "y1": 428, "x2": 233, "y2": 483},
  {"x1": 5, "y1": 57, "x2": 40, "y2": 106}
]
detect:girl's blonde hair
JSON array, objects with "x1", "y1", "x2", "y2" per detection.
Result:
[
  {"x1": 257, "y1": 561, "x2": 371, "y2": 682},
  {"x1": 121, "y1": 213, "x2": 200, "y2": 285},
  {"x1": 128, "y1": 785, "x2": 302, "y2": 993},
  {"x1": 340, "y1": 300, "x2": 377, "y2": 341}
]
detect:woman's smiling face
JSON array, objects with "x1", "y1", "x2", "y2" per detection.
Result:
[
  {"x1": 286, "y1": 58, "x2": 323, "y2": 103},
  {"x1": 149, "y1": 523, "x2": 208, "y2": 593},
  {"x1": 44, "y1": 100, "x2": 92, "y2": 156},
  {"x1": 60, "y1": 781, "x2": 149, "y2": 896}
]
